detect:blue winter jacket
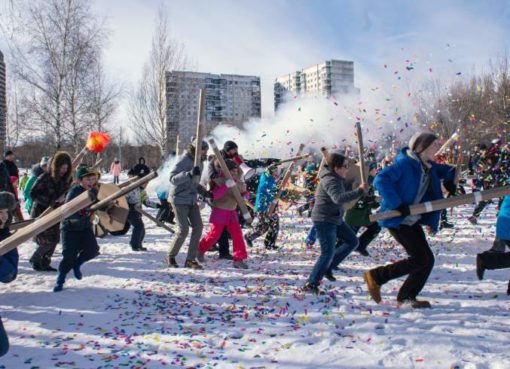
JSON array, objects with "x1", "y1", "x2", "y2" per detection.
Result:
[
  {"x1": 0, "y1": 228, "x2": 17, "y2": 283},
  {"x1": 255, "y1": 172, "x2": 277, "y2": 213},
  {"x1": 496, "y1": 179, "x2": 510, "y2": 241},
  {"x1": 374, "y1": 147, "x2": 455, "y2": 232}
]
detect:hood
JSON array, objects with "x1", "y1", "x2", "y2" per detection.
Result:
[
  {"x1": 31, "y1": 164, "x2": 44, "y2": 177},
  {"x1": 50, "y1": 151, "x2": 72, "y2": 181}
]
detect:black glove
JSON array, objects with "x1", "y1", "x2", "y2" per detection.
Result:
[
  {"x1": 395, "y1": 204, "x2": 411, "y2": 216},
  {"x1": 443, "y1": 181, "x2": 457, "y2": 196},
  {"x1": 204, "y1": 191, "x2": 214, "y2": 200},
  {"x1": 156, "y1": 203, "x2": 162, "y2": 209},
  {"x1": 191, "y1": 166, "x2": 201, "y2": 176}
]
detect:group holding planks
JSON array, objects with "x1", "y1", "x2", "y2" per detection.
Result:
[{"x1": 2, "y1": 90, "x2": 510, "y2": 358}]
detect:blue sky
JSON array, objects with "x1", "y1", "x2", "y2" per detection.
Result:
[{"x1": 3, "y1": 0, "x2": 510, "y2": 122}]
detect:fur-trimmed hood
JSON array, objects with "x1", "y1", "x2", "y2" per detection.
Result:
[{"x1": 50, "y1": 151, "x2": 72, "y2": 182}]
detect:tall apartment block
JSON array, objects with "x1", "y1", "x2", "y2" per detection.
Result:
[
  {"x1": 166, "y1": 71, "x2": 261, "y2": 154},
  {"x1": 0, "y1": 51, "x2": 6, "y2": 153},
  {"x1": 274, "y1": 59, "x2": 358, "y2": 110}
]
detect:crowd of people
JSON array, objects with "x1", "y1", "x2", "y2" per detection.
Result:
[{"x1": 1, "y1": 132, "x2": 510, "y2": 357}]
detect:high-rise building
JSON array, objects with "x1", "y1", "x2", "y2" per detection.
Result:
[
  {"x1": 166, "y1": 71, "x2": 261, "y2": 154},
  {"x1": 0, "y1": 50, "x2": 6, "y2": 153},
  {"x1": 274, "y1": 59, "x2": 358, "y2": 110}
]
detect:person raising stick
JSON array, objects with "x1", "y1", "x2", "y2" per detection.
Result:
[{"x1": 364, "y1": 132, "x2": 456, "y2": 308}]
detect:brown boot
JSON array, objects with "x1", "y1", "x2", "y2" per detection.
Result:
[
  {"x1": 397, "y1": 298, "x2": 431, "y2": 309},
  {"x1": 363, "y1": 270, "x2": 381, "y2": 303},
  {"x1": 184, "y1": 259, "x2": 203, "y2": 270}
]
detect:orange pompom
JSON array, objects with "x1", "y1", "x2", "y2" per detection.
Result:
[{"x1": 86, "y1": 132, "x2": 111, "y2": 153}]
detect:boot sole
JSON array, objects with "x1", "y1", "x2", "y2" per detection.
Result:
[{"x1": 363, "y1": 271, "x2": 382, "y2": 303}]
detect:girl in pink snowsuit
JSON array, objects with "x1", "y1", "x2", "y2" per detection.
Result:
[
  {"x1": 198, "y1": 159, "x2": 249, "y2": 269},
  {"x1": 110, "y1": 159, "x2": 122, "y2": 184}
]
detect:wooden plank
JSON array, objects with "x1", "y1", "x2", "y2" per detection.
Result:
[
  {"x1": 355, "y1": 122, "x2": 367, "y2": 184},
  {"x1": 369, "y1": 186, "x2": 510, "y2": 222},
  {"x1": 96, "y1": 183, "x2": 130, "y2": 233},
  {"x1": 207, "y1": 137, "x2": 252, "y2": 224},
  {"x1": 0, "y1": 190, "x2": 95, "y2": 256},
  {"x1": 136, "y1": 208, "x2": 175, "y2": 234},
  {"x1": 193, "y1": 89, "x2": 206, "y2": 184},
  {"x1": 72, "y1": 146, "x2": 88, "y2": 170},
  {"x1": 90, "y1": 171, "x2": 157, "y2": 212}
]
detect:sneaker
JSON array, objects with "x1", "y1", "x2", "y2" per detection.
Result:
[
  {"x1": 397, "y1": 298, "x2": 431, "y2": 309},
  {"x1": 324, "y1": 271, "x2": 336, "y2": 282},
  {"x1": 184, "y1": 259, "x2": 203, "y2": 270},
  {"x1": 468, "y1": 216, "x2": 478, "y2": 225},
  {"x1": 219, "y1": 254, "x2": 233, "y2": 260},
  {"x1": 302, "y1": 282, "x2": 323, "y2": 296},
  {"x1": 233, "y1": 260, "x2": 248, "y2": 269},
  {"x1": 138, "y1": 246, "x2": 148, "y2": 251},
  {"x1": 197, "y1": 252, "x2": 205, "y2": 263},
  {"x1": 363, "y1": 271, "x2": 382, "y2": 303},
  {"x1": 476, "y1": 254, "x2": 485, "y2": 280},
  {"x1": 166, "y1": 256, "x2": 179, "y2": 268},
  {"x1": 53, "y1": 283, "x2": 64, "y2": 292}
]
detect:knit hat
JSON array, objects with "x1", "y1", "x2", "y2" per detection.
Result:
[
  {"x1": 223, "y1": 140, "x2": 238, "y2": 152},
  {"x1": 0, "y1": 191, "x2": 16, "y2": 211},
  {"x1": 4, "y1": 150, "x2": 13, "y2": 157},
  {"x1": 409, "y1": 132, "x2": 437, "y2": 154},
  {"x1": 40, "y1": 156, "x2": 50, "y2": 166},
  {"x1": 369, "y1": 162, "x2": 378, "y2": 171},
  {"x1": 76, "y1": 166, "x2": 96, "y2": 179},
  {"x1": 192, "y1": 139, "x2": 209, "y2": 150}
]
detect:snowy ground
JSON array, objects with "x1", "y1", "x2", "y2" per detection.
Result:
[{"x1": 1, "y1": 180, "x2": 509, "y2": 368}]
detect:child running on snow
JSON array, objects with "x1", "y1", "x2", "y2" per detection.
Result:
[
  {"x1": 53, "y1": 166, "x2": 100, "y2": 292},
  {"x1": 198, "y1": 159, "x2": 250, "y2": 269},
  {"x1": 363, "y1": 132, "x2": 455, "y2": 308},
  {"x1": 303, "y1": 152, "x2": 367, "y2": 295}
]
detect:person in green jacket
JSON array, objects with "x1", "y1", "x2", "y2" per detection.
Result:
[
  {"x1": 18, "y1": 172, "x2": 29, "y2": 191},
  {"x1": 23, "y1": 156, "x2": 50, "y2": 214},
  {"x1": 344, "y1": 163, "x2": 381, "y2": 257}
]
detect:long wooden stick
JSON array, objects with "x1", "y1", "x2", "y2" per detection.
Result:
[
  {"x1": 90, "y1": 158, "x2": 104, "y2": 172},
  {"x1": 355, "y1": 122, "x2": 367, "y2": 185},
  {"x1": 207, "y1": 138, "x2": 252, "y2": 224},
  {"x1": 136, "y1": 208, "x2": 174, "y2": 234},
  {"x1": 277, "y1": 154, "x2": 310, "y2": 165},
  {"x1": 369, "y1": 186, "x2": 510, "y2": 222},
  {"x1": 193, "y1": 89, "x2": 206, "y2": 184},
  {"x1": 72, "y1": 146, "x2": 88, "y2": 170},
  {"x1": 90, "y1": 171, "x2": 158, "y2": 212},
  {"x1": 0, "y1": 190, "x2": 96, "y2": 256},
  {"x1": 117, "y1": 176, "x2": 139, "y2": 189},
  {"x1": 318, "y1": 147, "x2": 329, "y2": 173},
  {"x1": 268, "y1": 143, "x2": 305, "y2": 215},
  {"x1": 436, "y1": 131, "x2": 459, "y2": 157}
]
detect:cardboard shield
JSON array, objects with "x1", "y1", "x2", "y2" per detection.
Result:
[{"x1": 96, "y1": 183, "x2": 129, "y2": 233}]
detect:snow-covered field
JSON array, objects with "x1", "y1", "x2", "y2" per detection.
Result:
[{"x1": 1, "y1": 180, "x2": 509, "y2": 368}]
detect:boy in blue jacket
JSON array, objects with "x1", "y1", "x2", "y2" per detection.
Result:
[
  {"x1": 53, "y1": 167, "x2": 99, "y2": 292},
  {"x1": 364, "y1": 132, "x2": 455, "y2": 308},
  {"x1": 0, "y1": 191, "x2": 18, "y2": 357}
]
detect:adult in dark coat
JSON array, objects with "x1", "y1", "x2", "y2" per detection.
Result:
[{"x1": 29, "y1": 152, "x2": 73, "y2": 271}]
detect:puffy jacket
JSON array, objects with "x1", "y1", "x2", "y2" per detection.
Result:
[
  {"x1": 169, "y1": 153, "x2": 206, "y2": 205},
  {"x1": 496, "y1": 179, "x2": 510, "y2": 241},
  {"x1": 311, "y1": 166, "x2": 364, "y2": 225},
  {"x1": 374, "y1": 147, "x2": 455, "y2": 232},
  {"x1": 254, "y1": 172, "x2": 277, "y2": 213},
  {"x1": 23, "y1": 164, "x2": 45, "y2": 213},
  {"x1": 0, "y1": 228, "x2": 17, "y2": 283}
]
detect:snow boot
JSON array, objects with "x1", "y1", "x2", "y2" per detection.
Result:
[
  {"x1": 184, "y1": 259, "x2": 203, "y2": 270},
  {"x1": 363, "y1": 270, "x2": 382, "y2": 303},
  {"x1": 397, "y1": 298, "x2": 431, "y2": 309},
  {"x1": 302, "y1": 282, "x2": 323, "y2": 296},
  {"x1": 233, "y1": 260, "x2": 248, "y2": 269},
  {"x1": 324, "y1": 270, "x2": 336, "y2": 282},
  {"x1": 476, "y1": 251, "x2": 510, "y2": 280},
  {"x1": 166, "y1": 255, "x2": 179, "y2": 268}
]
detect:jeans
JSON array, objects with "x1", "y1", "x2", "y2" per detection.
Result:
[
  {"x1": 305, "y1": 225, "x2": 317, "y2": 246},
  {"x1": 307, "y1": 221, "x2": 359, "y2": 286}
]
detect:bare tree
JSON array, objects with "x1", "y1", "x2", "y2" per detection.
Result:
[
  {"x1": 88, "y1": 61, "x2": 121, "y2": 133},
  {"x1": 129, "y1": 6, "x2": 188, "y2": 159},
  {"x1": 5, "y1": 0, "x2": 108, "y2": 151}
]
